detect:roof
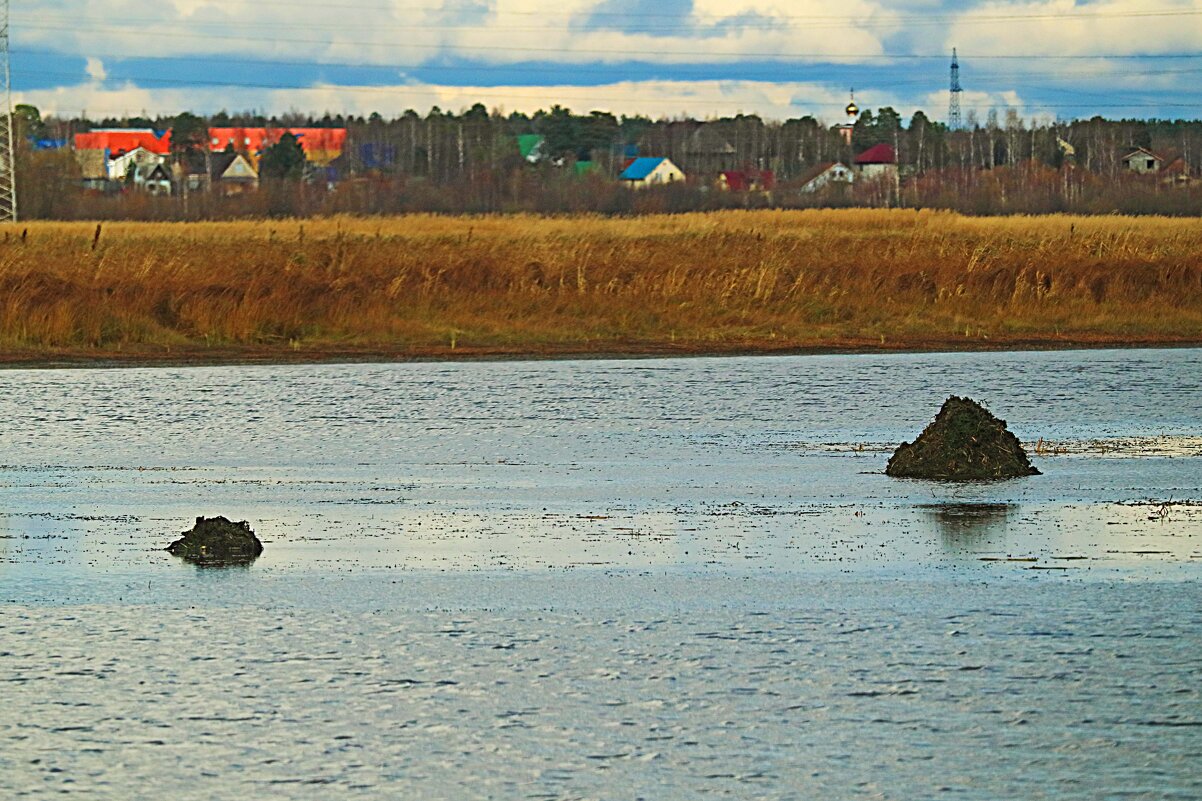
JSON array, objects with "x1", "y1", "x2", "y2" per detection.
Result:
[
  {"x1": 1120, "y1": 147, "x2": 1162, "y2": 162},
  {"x1": 685, "y1": 127, "x2": 736, "y2": 154},
  {"x1": 619, "y1": 157, "x2": 667, "y2": 180},
  {"x1": 210, "y1": 152, "x2": 258, "y2": 180},
  {"x1": 209, "y1": 152, "x2": 238, "y2": 178},
  {"x1": 109, "y1": 146, "x2": 161, "y2": 161},
  {"x1": 797, "y1": 161, "x2": 849, "y2": 187},
  {"x1": 720, "y1": 169, "x2": 776, "y2": 191},
  {"x1": 74, "y1": 129, "x2": 171, "y2": 155},
  {"x1": 854, "y1": 143, "x2": 896, "y2": 165},
  {"x1": 516, "y1": 134, "x2": 544, "y2": 160},
  {"x1": 1161, "y1": 155, "x2": 1190, "y2": 175},
  {"x1": 138, "y1": 162, "x2": 171, "y2": 181},
  {"x1": 208, "y1": 127, "x2": 346, "y2": 156}
]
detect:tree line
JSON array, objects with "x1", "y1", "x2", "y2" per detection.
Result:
[{"x1": 15, "y1": 102, "x2": 1202, "y2": 219}]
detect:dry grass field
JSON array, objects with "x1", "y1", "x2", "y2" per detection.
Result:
[{"x1": 2, "y1": 209, "x2": 1201, "y2": 363}]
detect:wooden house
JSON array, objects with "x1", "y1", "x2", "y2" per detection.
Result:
[
  {"x1": 797, "y1": 162, "x2": 854, "y2": 193},
  {"x1": 210, "y1": 153, "x2": 259, "y2": 195},
  {"x1": 1120, "y1": 147, "x2": 1163, "y2": 174},
  {"x1": 619, "y1": 157, "x2": 685, "y2": 188},
  {"x1": 717, "y1": 168, "x2": 775, "y2": 192},
  {"x1": 106, "y1": 146, "x2": 166, "y2": 181},
  {"x1": 853, "y1": 144, "x2": 898, "y2": 181}
]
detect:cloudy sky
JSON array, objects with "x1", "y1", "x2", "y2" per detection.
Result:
[{"x1": 13, "y1": 0, "x2": 1202, "y2": 123}]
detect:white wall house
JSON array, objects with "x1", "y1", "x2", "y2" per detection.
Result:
[
  {"x1": 106, "y1": 146, "x2": 165, "y2": 181},
  {"x1": 619, "y1": 157, "x2": 686, "y2": 188},
  {"x1": 853, "y1": 144, "x2": 898, "y2": 181},
  {"x1": 799, "y1": 162, "x2": 853, "y2": 193}
]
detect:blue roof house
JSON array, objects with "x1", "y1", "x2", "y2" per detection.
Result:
[{"x1": 618, "y1": 157, "x2": 685, "y2": 188}]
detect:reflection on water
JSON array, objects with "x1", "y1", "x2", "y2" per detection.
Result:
[
  {"x1": 174, "y1": 556, "x2": 259, "y2": 570},
  {"x1": 925, "y1": 502, "x2": 1015, "y2": 542}
]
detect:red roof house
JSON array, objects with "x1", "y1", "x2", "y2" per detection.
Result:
[
  {"x1": 853, "y1": 143, "x2": 898, "y2": 180},
  {"x1": 853, "y1": 144, "x2": 897, "y2": 165},
  {"x1": 718, "y1": 169, "x2": 776, "y2": 192}
]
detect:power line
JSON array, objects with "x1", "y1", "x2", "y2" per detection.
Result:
[
  {"x1": 21, "y1": 2, "x2": 1202, "y2": 23},
  {"x1": 18, "y1": 47, "x2": 1202, "y2": 85},
  {"x1": 19, "y1": 68, "x2": 1202, "y2": 112},
  {"x1": 15, "y1": 21, "x2": 1202, "y2": 60},
  {"x1": 19, "y1": 7, "x2": 1202, "y2": 33}
]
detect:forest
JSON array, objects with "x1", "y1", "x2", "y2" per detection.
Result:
[{"x1": 18, "y1": 102, "x2": 1202, "y2": 219}]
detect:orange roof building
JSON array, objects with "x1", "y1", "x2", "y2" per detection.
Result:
[
  {"x1": 207, "y1": 128, "x2": 347, "y2": 166},
  {"x1": 74, "y1": 127, "x2": 347, "y2": 167},
  {"x1": 73, "y1": 129, "x2": 171, "y2": 156}
]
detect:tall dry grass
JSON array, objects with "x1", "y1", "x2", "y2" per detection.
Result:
[{"x1": 1, "y1": 209, "x2": 1200, "y2": 360}]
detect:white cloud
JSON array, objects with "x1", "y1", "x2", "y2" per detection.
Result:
[
  {"x1": 16, "y1": 0, "x2": 899, "y2": 66},
  {"x1": 85, "y1": 57, "x2": 107, "y2": 82},
  {"x1": 16, "y1": 77, "x2": 907, "y2": 122},
  {"x1": 946, "y1": 0, "x2": 1202, "y2": 57},
  {"x1": 13, "y1": 0, "x2": 1190, "y2": 121}
]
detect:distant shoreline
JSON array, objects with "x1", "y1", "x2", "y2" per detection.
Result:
[{"x1": 3, "y1": 337, "x2": 1199, "y2": 370}]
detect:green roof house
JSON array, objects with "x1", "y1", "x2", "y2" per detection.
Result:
[{"x1": 517, "y1": 134, "x2": 546, "y2": 163}]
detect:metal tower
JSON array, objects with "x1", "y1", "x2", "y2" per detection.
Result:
[
  {"x1": 0, "y1": 0, "x2": 15, "y2": 223},
  {"x1": 948, "y1": 48, "x2": 962, "y2": 131}
]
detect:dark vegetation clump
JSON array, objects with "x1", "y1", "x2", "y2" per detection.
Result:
[
  {"x1": 886, "y1": 396, "x2": 1040, "y2": 481},
  {"x1": 166, "y1": 516, "x2": 263, "y2": 565}
]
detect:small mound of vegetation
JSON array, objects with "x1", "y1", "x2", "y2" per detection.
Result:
[
  {"x1": 887, "y1": 396, "x2": 1040, "y2": 481},
  {"x1": 166, "y1": 516, "x2": 263, "y2": 565}
]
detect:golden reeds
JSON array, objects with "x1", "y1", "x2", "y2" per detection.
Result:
[{"x1": 1, "y1": 209, "x2": 1200, "y2": 362}]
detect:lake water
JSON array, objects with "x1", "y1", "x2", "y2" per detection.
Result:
[{"x1": 2, "y1": 349, "x2": 1200, "y2": 799}]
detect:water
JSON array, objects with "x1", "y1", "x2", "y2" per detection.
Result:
[{"x1": 2, "y1": 348, "x2": 1200, "y2": 798}]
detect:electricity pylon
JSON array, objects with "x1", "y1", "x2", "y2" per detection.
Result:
[
  {"x1": 948, "y1": 48, "x2": 963, "y2": 131},
  {"x1": 0, "y1": 0, "x2": 16, "y2": 223}
]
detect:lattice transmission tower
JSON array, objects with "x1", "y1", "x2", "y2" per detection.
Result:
[
  {"x1": 0, "y1": 0, "x2": 15, "y2": 223},
  {"x1": 948, "y1": 48, "x2": 963, "y2": 131}
]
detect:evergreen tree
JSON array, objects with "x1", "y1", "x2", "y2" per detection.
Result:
[{"x1": 259, "y1": 133, "x2": 307, "y2": 180}]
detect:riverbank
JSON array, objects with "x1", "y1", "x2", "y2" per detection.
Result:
[
  {"x1": 2, "y1": 336, "x2": 1200, "y2": 369},
  {"x1": 3, "y1": 209, "x2": 1200, "y2": 364}
]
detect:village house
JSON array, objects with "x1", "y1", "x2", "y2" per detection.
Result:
[
  {"x1": 853, "y1": 143, "x2": 898, "y2": 180},
  {"x1": 74, "y1": 128, "x2": 171, "y2": 156},
  {"x1": 682, "y1": 126, "x2": 738, "y2": 176},
  {"x1": 1160, "y1": 154, "x2": 1194, "y2": 185},
  {"x1": 75, "y1": 149, "x2": 109, "y2": 192},
  {"x1": 1120, "y1": 147, "x2": 1162, "y2": 174},
  {"x1": 135, "y1": 162, "x2": 173, "y2": 195},
  {"x1": 182, "y1": 152, "x2": 260, "y2": 195},
  {"x1": 106, "y1": 146, "x2": 166, "y2": 182},
  {"x1": 797, "y1": 162, "x2": 854, "y2": 193},
  {"x1": 517, "y1": 134, "x2": 546, "y2": 164},
  {"x1": 210, "y1": 153, "x2": 259, "y2": 195},
  {"x1": 69, "y1": 125, "x2": 346, "y2": 192},
  {"x1": 619, "y1": 157, "x2": 685, "y2": 188},
  {"x1": 717, "y1": 168, "x2": 775, "y2": 193},
  {"x1": 75, "y1": 129, "x2": 172, "y2": 192}
]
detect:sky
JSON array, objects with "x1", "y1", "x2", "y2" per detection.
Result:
[{"x1": 12, "y1": 0, "x2": 1202, "y2": 124}]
